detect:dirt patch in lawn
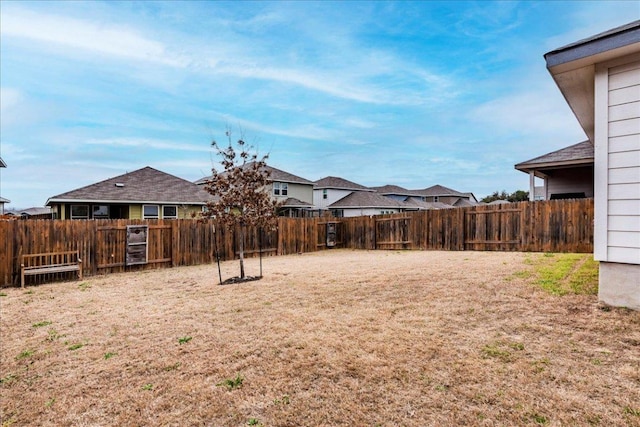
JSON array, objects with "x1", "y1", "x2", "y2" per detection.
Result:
[{"x1": 1, "y1": 250, "x2": 639, "y2": 426}]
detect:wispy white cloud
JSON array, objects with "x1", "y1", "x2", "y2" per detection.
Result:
[
  {"x1": 1, "y1": 6, "x2": 454, "y2": 107},
  {"x1": 85, "y1": 137, "x2": 211, "y2": 153},
  {"x1": 0, "y1": 7, "x2": 188, "y2": 67}
]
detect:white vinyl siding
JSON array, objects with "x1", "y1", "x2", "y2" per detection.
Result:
[
  {"x1": 313, "y1": 189, "x2": 353, "y2": 209},
  {"x1": 595, "y1": 55, "x2": 640, "y2": 264}
]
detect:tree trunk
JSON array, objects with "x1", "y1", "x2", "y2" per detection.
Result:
[{"x1": 238, "y1": 226, "x2": 245, "y2": 278}]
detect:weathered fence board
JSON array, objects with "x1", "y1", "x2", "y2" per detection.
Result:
[{"x1": 0, "y1": 199, "x2": 594, "y2": 287}]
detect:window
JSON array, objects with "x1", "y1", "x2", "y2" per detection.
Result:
[
  {"x1": 331, "y1": 209, "x2": 344, "y2": 218},
  {"x1": 92, "y1": 205, "x2": 109, "y2": 219},
  {"x1": 143, "y1": 205, "x2": 159, "y2": 219},
  {"x1": 323, "y1": 189, "x2": 327, "y2": 199},
  {"x1": 70, "y1": 205, "x2": 89, "y2": 219},
  {"x1": 433, "y1": 196, "x2": 439, "y2": 203},
  {"x1": 163, "y1": 205, "x2": 178, "y2": 219},
  {"x1": 273, "y1": 182, "x2": 288, "y2": 196}
]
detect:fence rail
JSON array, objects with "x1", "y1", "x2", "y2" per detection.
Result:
[{"x1": 0, "y1": 199, "x2": 594, "y2": 287}]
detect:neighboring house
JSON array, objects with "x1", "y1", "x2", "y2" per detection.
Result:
[
  {"x1": 314, "y1": 176, "x2": 375, "y2": 209},
  {"x1": 47, "y1": 167, "x2": 209, "y2": 220},
  {"x1": 13, "y1": 207, "x2": 53, "y2": 219},
  {"x1": 196, "y1": 163, "x2": 315, "y2": 217},
  {"x1": 327, "y1": 191, "x2": 408, "y2": 218},
  {"x1": 372, "y1": 184, "x2": 476, "y2": 207},
  {"x1": 415, "y1": 184, "x2": 478, "y2": 206},
  {"x1": 544, "y1": 20, "x2": 640, "y2": 309},
  {"x1": 515, "y1": 141, "x2": 594, "y2": 200},
  {"x1": 5, "y1": 207, "x2": 53, "y2": 219},
  {"x1": 370, "y1": 184, "x2": 424, "y2": 202}
]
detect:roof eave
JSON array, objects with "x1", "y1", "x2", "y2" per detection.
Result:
[
  {"x1": 544, "y1": 22, "x2": 640, "y2": 143},
  {"x1": 514, "y1": 158, "x2": 594, "y2": 173},
  {"x1": 46, "y1": 198, "x2": 207, "y2": 206}
]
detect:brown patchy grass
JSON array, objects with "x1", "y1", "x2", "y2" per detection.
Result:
[{"x1": 1, "y1": 250, "x2": 639, "y2": 427}]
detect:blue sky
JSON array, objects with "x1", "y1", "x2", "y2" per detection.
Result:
[{"x1": 1, "y1": 1, "x2": 638, "y2": 208}]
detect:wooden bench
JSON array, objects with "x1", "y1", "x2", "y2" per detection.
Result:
[{"x1": 20, "y1": 251, "x2": 82, "y2": 288}]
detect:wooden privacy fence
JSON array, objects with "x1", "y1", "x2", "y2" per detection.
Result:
[{"x1": 0, "y1": 199, "x2": 594, "y2": 286}]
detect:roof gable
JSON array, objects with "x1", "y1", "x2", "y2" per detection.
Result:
[
  {"x1": 47, "y1": 167, "x2": 209, "y2": 205},
  {"x1": 195, "y1": 163, "x2": 313, "y2": 186},
  {"x1": 370, "y1": 184, "x2": 421, "y2": 196},
  {"x1": 314, "y1": 176, "x2": 372, "y2": 191},
  {"x1": 416, "y1": 184, "x2": 466, "y2": 197}
]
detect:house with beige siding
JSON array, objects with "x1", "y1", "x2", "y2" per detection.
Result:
[
  {"x1": 515, "y1": 140, "x2": 594, "y2": 200},
  {"x1": 196, "y1": 164, "x2": 315, "y2": 217},
  {"x1": 47, "y1": 167, "x2": 209, "y2": 220},
  {"x1": 544, "y1": 20, "x2": 639, "y2": 309}
]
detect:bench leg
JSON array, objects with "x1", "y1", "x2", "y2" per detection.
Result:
[{"x1": 21, "y1": 270, "x2": 25, "y2": 289}]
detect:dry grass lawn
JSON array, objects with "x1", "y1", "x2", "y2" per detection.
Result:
[{"x1": 1, "y1": 250, "x2": 639, "y2": 426}]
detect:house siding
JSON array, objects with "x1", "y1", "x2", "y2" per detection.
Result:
[
  {"x1": 130, "y1": 205, "x2": 142, "y2": 219},
  {"x1": 595, "y1": 54, "x2": 640, "y2": 264},
  {"x1": 270, "y1": 182, "x2": 313, "y2": 204},
  {"x1": 607, "y1": 58, "x2": 640, "y2": 263},
  {"x1": 313, "y1": 189, "x2": 353, "y2": 209},
  {"x1": 341, "y1": 208, "x2": 401, "y2": 218}
]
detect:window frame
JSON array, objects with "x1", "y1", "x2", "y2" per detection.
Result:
[
  {"x1": 70, "y1": 205, "x2": 90, "y2": 220},
  {"x1": 273, "y1": 182, "x2": 289, "y2": 196},
  {"x1": 162, "y1": 205, "x2": 178, "y2": 219},
  {"x1": 142, "y1": 204, "x2": 159, "y2": 219},
  {"x1": 92, "y1": 205, "x2": 110, "y2": 219}
]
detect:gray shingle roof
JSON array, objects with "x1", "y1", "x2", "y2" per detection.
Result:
[
  {"x1": 403, "y1": 198, "x2": 452, "y2": 210},
  {"x1": 370, "y1": 184, "x2": 422, "y2": 196},
  {"x1": 314, "y1": 176, "x2": 372, "y2": 191},
  {"x1": 195, "y1": 163, "x2": 313, "y2": 186},
  {"x1": 515, "y1": 140, "x2": 593, "y2": 172},
  {"x1": 281, "y1": 197, "x2": 314, "y2": 208},
  {"x1": 328, "y1": 191, "x2": 408, "y2": 209},
  {"x1": 47, "y1": 167, "x2": 210, "y2": 205},
  {"x1": 545, "y1": 20, "x2": 640, "y2": 68},
  {"x1": 415, "y1": 184, "x2": 466, "y2": 197}
]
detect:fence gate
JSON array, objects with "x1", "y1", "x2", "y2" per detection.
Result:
[
  {"x1": 464, "y1": 208, "x2": 521, "y2": 251},
  {"x1": 96, "y1": 224, "x2": 172, "y2": 271}
]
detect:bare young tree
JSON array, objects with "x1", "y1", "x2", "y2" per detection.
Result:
[{"x1": 200, "y1": 128, "x2": 279, "y2": 280}]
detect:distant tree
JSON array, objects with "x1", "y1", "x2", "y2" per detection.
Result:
[
  {"x1": 508, "y1": 190, "x2": 529, "y2": 202},
  {"x1": 200, "y1": 128, "x2": 279, "y2": 281},
  {"x1": 481, "y1": 189, "x2": 529, "y2": 203}
]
